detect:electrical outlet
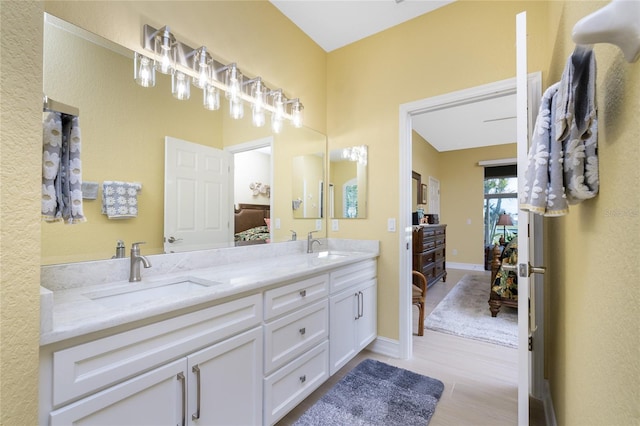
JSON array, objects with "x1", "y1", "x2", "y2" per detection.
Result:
[
  {"x1": 315, "y1": 219, "x2": 322, "y2": 230},
  {"x1": 274, "y1": 218, "x2": 281, "y2": 229},
  {"x1": 331, "y1": 219, "x2": 339, "y2": 231}
]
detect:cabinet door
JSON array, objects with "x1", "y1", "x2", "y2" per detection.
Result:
[
  {"x1": 187, "y1": 327, "x2": 263, "y2": 426},
  {"x1": 356, "y1": 279, "x2": 377, "y2": 351},
  {"x1": 50, "y1": 358, "x2": 187, "y2": 426},
  {"x1": 329, "y1": 290, "x2": 358, "y2": 376}
]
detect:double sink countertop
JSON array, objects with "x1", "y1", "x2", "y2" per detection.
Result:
[{"x1": 40, "y1": 239, "x2": 379, "y2": 346}]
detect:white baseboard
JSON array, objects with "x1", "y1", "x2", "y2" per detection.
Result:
[
  {"x1": 366, "y1": 336, "x2": 400, "y2": 358},
  {"x1": 447, "y1": 262, "x2": 486, "y2": 271},
  {"x1": 543, "y1": 380, "x2": 558, "y2": 426}
]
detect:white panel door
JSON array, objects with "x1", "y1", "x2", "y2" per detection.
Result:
[
  {"x1": 164, "y1": 137, "x2": 232, "y2": 252},
  {"x1": 516, "y1": 12, "x2": 547, "y2": 425},
  {"x1": 50, "y1": 359, "x2": 187, "y2": 426}
]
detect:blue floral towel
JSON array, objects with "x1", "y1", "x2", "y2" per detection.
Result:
[{"x1": 101, "y1": 181, "x2": 141, "y2": 219}]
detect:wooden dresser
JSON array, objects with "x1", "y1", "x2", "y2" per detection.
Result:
[{"x1": 412, "y1": 224, "x2": 447, "y2": 287}]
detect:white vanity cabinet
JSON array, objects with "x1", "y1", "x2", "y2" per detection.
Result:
[
  {"x1": 40, "y1": 253, "x2": 379, "y2": 426},
  {"x1": 329, "y1": 259, "x2": 377, "y2": 375},
  {"x1": 41, "y1": 294, "x2": 263, "y2": 426}
]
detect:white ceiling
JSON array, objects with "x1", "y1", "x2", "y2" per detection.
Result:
[{"x1": 270, "y1": 0, "x2": 516, "y2": 152}]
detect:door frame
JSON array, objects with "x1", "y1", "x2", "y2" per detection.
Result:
[{"x1": 397, "y1": 73, "x2": 542, "y2": 359}]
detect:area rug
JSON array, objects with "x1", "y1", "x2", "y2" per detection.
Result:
[
  {"x1": 424, "y1": 274, "x2": 518, "y2": 348},
  {"x1": 293, "y1": 359, "x2": 444, "y2": 426}
]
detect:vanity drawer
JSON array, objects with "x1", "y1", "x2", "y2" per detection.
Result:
[
  {"x1": 51, "y1": 293, "x2": 261, "y2": 407},
  {"x1": 264, "y1": 300, "x2": 328, "y2": 375},
  {"x1": 264, "y1": 341, "x2": 329, "y2": 426},
  {"x1": 264, "y1": 274, "x2": 328, "y2": 320},
  {"x1": 329, "y1": 259, "x2": 377, "y2": 294}
]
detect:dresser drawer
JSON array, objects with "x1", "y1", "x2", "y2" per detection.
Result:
[
  {"x1": 435, "y1": 260, "x2": 446, "y2": 277},
  {"x1": 52, "y1": 294, "x2": 262, "y2": 407},
  {"x1": 434, "y1": 248, "x2": 445, "y2": 261},
  {"x1": 329, "y1": 259, "x2": 376, "y2": 294},
  {"x1": 264, "y1": 274, "x2": 328, "y2": 320},
  {"x1": 264, "y1": 300, "x2": 328, "y2": 374},
  {"x1": 264, "y1": 341, "x2": 329, "y2": 426}
]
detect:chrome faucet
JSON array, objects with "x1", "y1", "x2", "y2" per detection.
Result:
[
  {"x1": 290, "y1": 230, "x2": 297, "y2": 241},
  {"x1": 129, "y1": 241, "x2": 152, "y2": 282},
  {"x1": 307, "y1": 231, "x2": 321, "y2": 253}
]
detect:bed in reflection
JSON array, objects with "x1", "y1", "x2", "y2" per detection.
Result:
[{"x1": 234, "y1": 203, "x2": 271, "y2": 246}]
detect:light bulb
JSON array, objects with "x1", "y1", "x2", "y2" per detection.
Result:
[
  {"x1": 134, "y1": 53, "x2": 156, "y2": 87},
  {"x1": 230, "y1": 98, "x2": 244, "y2": 119},
  {"x1": 203, "y1": 84, "x2": 220, "y2": 110},
  {"x1": 172, "y1": 71, "x2": 191, "y2": 100},
  {"x1": 252, "y1": 107, "x2": 265, "y2": 127}
]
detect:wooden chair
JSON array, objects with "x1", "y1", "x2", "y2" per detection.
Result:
[{"x1": 412, "y1": 270, "x2": 427, "y2": 336}]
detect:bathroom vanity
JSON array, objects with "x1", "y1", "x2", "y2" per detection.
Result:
[{"x1": 39, "y1": 240, "x2": 378, "y2": 425}]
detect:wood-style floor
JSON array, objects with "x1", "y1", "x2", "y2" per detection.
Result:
[{"x1": 278, "y1": 269, "x2": 545, "y2": 426}]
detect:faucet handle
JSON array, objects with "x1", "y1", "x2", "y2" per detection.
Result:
[
  {"x1": 308, "y1": 230, "x2": 318, "y2": 237},
  {"x1": 290, "y1": 230, "x2": 297, "y2": 241},
  {"x1": 131, "y1": 241, "x2": 146, "y2": 253}
]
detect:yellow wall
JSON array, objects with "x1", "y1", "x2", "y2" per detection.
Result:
[
  {"x1": 0, "y1": 2, "x2": 44, "y2": 424},
  {"x1": 327, "y1": 1, "x2": 549, "y2": 339},
  {"x1": 413, "y1": 133, "x2": 517, "y2": 266},
  {"x1": 441, "y1": 144, "x2": 517, "y2": 265},
  {"x1": 545, "y1": 2, "x2": 640, "y2": 424}
]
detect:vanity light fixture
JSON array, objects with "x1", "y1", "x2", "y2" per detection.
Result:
[
  {"x1": 136, "y1": 23, "x2": 305, "y2": 131},
  {"x1": 134, "y1": 53, "x2": 156, "y2": 87},
  {"x1": 343, "y1": 145, "x2": 368, "y2": 166}
]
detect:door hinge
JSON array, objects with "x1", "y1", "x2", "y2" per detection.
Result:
[{"x1": 528, "y1": 335, "x2": 533, "y2": 351}]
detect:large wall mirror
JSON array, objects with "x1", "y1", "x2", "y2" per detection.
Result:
[
  {"x1": 41, "y1": 14, "x2": 326, "y2": 264},
  {"x1": 328, "y1": 146, "x2": 368, "y2": 219}
]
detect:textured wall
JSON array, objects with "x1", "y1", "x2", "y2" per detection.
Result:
[
  {"x1": 545, "y1": 2, "x2": 640, "y2": 424},
  {"x1": 0, "y1": 2, "x2": 44, "y2": 424}
]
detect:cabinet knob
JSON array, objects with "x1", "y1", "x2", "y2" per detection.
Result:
[
  {"x1": 299, "y1": 289, "x2": 307, "y2": 297},
  {"x1": 299, "y1": 327, "x2": 306, "y2": 335},
  {"x1": 299, "y1": 375, "x2": 306, "y2": 383}
]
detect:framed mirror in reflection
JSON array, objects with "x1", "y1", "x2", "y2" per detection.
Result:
[
  {"x1": 328, "y1": 145, "x2": 368, "y2": 219},
  {"x1": 41, "y1": 14, "x2": 326, "y2": 265}
]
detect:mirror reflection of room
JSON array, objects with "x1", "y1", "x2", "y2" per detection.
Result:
[
  {"x1": 328, "y1": 145, "x2": 368, "y2": 219},
  {"x1": 41, "y1": 14, "x2": 327, "y2": 264}
]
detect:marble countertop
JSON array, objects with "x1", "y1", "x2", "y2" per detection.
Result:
[{"x1": 40, "y1": 243, "x2": 378, "y2": 346}]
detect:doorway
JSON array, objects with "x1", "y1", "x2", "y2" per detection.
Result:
[{"x1": 398, "y1": 73, "x2": 542, "y2": 356}]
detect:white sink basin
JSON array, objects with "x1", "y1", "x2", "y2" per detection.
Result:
[
  {"x1": 83, "y1": 276, "x2": 222, "y2": 308},
  {"x1": 312, "y1": 251, "x2": 349, "y2": 260}
]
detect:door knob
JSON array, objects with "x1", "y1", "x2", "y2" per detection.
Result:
[{"x1": 167, "y1": 236, "x2": 183, "y2": 243}]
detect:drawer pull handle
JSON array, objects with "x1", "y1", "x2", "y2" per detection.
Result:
[
  {"x1": 192, "y1": 365, "x2": 201, "y2": 420},
  {"x1": 299, "y1": 290, "x2": 307, "y2": 297},
  {"x1": 177, "y1": 372, "x2": 186, "y2": 426},
  {"x1": 299, "y1": 327, "x2": 306, "y2": 335},
  {"x1": 300, "y1": 375, "x2": 306, "y2": 383}
]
